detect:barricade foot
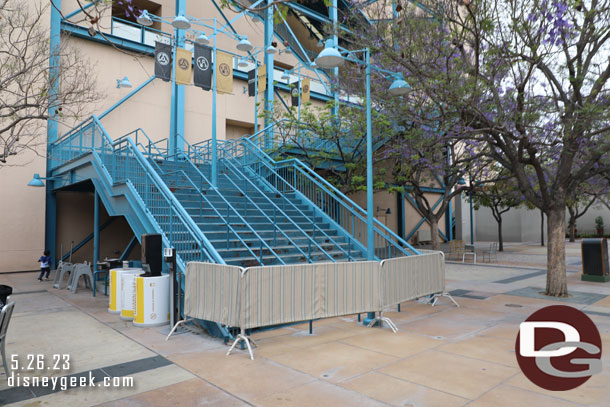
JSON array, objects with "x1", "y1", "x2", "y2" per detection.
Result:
[
  {"x1": 226, "y1": 329, "x2": 255, "y2": 360},
  {"x1": 426, "y1": 292, "x2": 459, "y2": 307},
  {"x1": 166, "y1": 318, "x2": 193, "y2": 341},
  {"x1": 366, "y1": 313, "x2": 398, "y2": 333}
]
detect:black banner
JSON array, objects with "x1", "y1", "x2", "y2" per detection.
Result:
[
  {"x1": 154, "y1": 42, "x2": 172, "y2": 82},
  {"x1": 291, "y1": 82, "x2": 300, "y2": 107},
  {"x1": 248, "y1": 68, "x2": 256, "y2": 97},
  {"x1": 193, "y1": 44, "x2": 213, "y2": 90}
]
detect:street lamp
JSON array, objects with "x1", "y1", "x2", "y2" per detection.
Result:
[
  {"x1": 236, "y1": 36, "x2": 253, "y2": 52},
  {"x1": 171, "y1": 15, "x2": 191, "y2": 30},
  {"x1": 195, "y1": 32, "x2": 210, "y2": 45},
  {"x1": 136, "y1": 10, "x2": 153, "y2": 26},
  {"x1": 27, "y1": 173, "x2": 61, "y2": 187},
  {"x1": 315, "y1": 41, "x2": 409, "y2": 325}
]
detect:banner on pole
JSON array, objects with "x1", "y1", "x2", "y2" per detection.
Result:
[
  {"x1": 216, "y1": 51, "x2": 233, "y2": 94},
  {"x1": 302, "y1": 78, "x2": 311, "y2": 104},
  {"x1": 258, "y1": 65, "x2": 266, "y2": 93},
  {"x1": 175, "y1": 48, "x2": 192, "y2": 85},
  {"x1": 248, "y1": 68, "x2": 256, "y2": 97},
  {"x1": 154, "y1": 42, "x2": 172, "y2": 81},
  {"x1": 194, "y1": 44, "x2": 213, "y2": 90},
  {"x1": 291, "y1": 82, "x2": 300, "y2": 107}
]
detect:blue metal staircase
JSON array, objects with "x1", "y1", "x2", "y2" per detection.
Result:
[{"x1": 48, "y1": 115, "x2": 420, "y2": 340}]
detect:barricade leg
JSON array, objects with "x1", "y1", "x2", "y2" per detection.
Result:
[
  {"x1": 226, "y1": 328, "x2": 255, "y2": 360},
  {"x1": 426, "y1": 292, "x2": 460, "y2": 307}
]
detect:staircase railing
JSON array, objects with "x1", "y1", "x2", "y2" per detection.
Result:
[
  {"x1": 184, "y1": 143, "x2": 345, "y2": 263},
  {"x1": 150, "y1": 157, "x2": 288, "y2": 266},
  {"x1": 48, "y1": 115, "x2": 225, "y2": 267},
  {"x1": 236, "y1": 122, "x2": 421, "y2": 259}
]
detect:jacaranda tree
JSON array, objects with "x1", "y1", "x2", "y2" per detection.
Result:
[{"x1": 345, "y1": 0, "x2": 610, "y2": 296}]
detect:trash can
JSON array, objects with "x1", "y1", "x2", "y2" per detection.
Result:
[
  {"x1": 0, "y1": 285, "x2": 12, "y2": 308},
  {"x1": 133, "y1": 274, "x2": 170, "y2": 327},
  {"x1": 581, "y1": 238, "x2": 610, "y2": 282},
  {"x1": 108, "y1": 268, "x2": 142, "y2": 314}
]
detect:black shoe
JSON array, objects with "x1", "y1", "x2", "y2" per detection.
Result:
[{"x1": 38, "y1": 278, "x2": 42, "y2": 281}]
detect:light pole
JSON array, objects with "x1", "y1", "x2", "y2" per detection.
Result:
[
  {"x1": 315, "y1": 41, "x2": 410, "y2": 261},
  {"x1": 315, "y1": 41, "x2": 409, "y2": 326}
]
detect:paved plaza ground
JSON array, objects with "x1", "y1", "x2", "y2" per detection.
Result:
[{"x1": 1, "y1": 241, "x2": 609, "y2": 406}]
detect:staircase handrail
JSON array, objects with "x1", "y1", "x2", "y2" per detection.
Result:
[
  {"x1": 49, "y1": 115, "x2": 225, "y2": 265},
  {"x1": 181, "y1": 144, "x2": 333, "y2": 263},
  {"x1": 241, "y1": 121, "x2": 420, "y2": 257},
  {"x1": 214, "y1": 142, "x2": 356, "y2": 262},
  {"x1": 158, "y1": 164, "x2": 287, "y2": 266}
]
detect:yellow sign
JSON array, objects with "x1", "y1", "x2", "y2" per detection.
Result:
[
  {"x1": 175, "y1": 48, "x2": 192, "y2": 85},
  {"x1": 258, "y1": 65, "x2": 266, "y2": 93},
  {"x1": 216, "y1": 51, "x2": 233, "y2": 94},
  {"x1": 301, "y1": 78, "x2": 310, "y2": 103}
]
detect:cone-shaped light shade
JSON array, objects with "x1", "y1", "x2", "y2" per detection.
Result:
[
  {"x1": 236, "y1": 36, "x2": 253, "y2": 52},
  {"x1": 315, "y1": 40, "x2": 344, "y2": 69},
  {"x1": 137, "y1": 10, "x2": 153, "y2": 26},
  {"x1": 27, "y1": 173, "x2": 45, "y2": 187},
  {"x1": 388, "y1": 77, "x2": 410, "y2": 96},
  {"x1": 171, "y1": 15, "x2": 191, "y2": 30},
  {"x1": 118, "y1": 76, "x2": 132, "y2": 88},
  {"x1": 195, "y1": 32, "x2": 210, "y2": 45}
]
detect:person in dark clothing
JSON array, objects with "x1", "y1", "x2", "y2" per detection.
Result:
[{"x1": 38, "y1": 250, "x2": 51, "y2": 281}]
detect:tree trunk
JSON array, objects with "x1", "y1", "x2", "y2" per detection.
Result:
[
  {"x1": 546, "y1": 208, "x2": 568, "y2": 297},
  {"x1": 497, "y1": 217, "x2": 504, "y2": 251},
  {"x1": 540, "y1": 209, "x2": 545, "y2": 246},
  {"x1": 430, "y1": 218, "x2": 440, "y2": 250},
  {"x1": 568, "y1": 214, "x2": 576, "y2": 243}
]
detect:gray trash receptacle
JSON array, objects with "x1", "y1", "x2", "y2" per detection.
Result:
[{"x1": 581, "y1": 238, "x2": 610, "y2": 282}]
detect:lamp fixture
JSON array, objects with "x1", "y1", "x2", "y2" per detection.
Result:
[
  {"x1": 171, "y1": 15, "x2": 191, "y2": 30},
  {"x1": 236, "y1": 36, "x2": 253, "y2": 52},
  {"x1": 195, "y1": 32, "x2": 210, "y2": 45},
  {"x1": 238, "y1": 58, "x2": 249, "y2": 68},
  {"x1": 116, "y1": 76, "x2": 132, "y2": 88},
  {"x1": 265, "y1": 45, "x2": 277, "y2": 55},
  {"x1": 27, "y1": 173, "x2": 45, "y2": 187},
  {"x1": 281, "y1": 70, "x2": 291, "y2": 82},
  {"x1": 136, "y1": 10, "x2": 153, "y2": 26},
  {"x1": 315, "y1": 39, "x2": 344, "y2": 69},
  {"x1": 27, "y1": 173, "x2": 61, "y2": 187},
  {"x1": 388, "y1": 77, "x2": 410, "y2": 96}
]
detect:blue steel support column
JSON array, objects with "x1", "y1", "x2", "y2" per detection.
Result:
[
  {"x1": 93, "y1": 191, "x2": 100, "y2": 277},
  {"x1": 254, "y1": 59, "x2": 259, "y2": 133},
  {"x1": 46, "y1": 0, "x2": 61, "y2": 268},
  {"x1": 264, "y1": 0, "x2": 274, "y2": 148},
  {"x1": 469, "y1": 192, "x2": 474, "y2": 245},
  {"x1": 211, "y1": 21, "x2": 218, "y2": 187},
  {"x1": 330, "y1": 0, "x2": 339, "y2": 117},
  {"x1": 365, "y1": 49, "x2": 374, "y2": 261},
  {"x1": 169, "y1": 0, "x2": 186, "y2": 156},
  {"x1": 365, "y1": 49, "x2": 376, "y2": 325}
]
